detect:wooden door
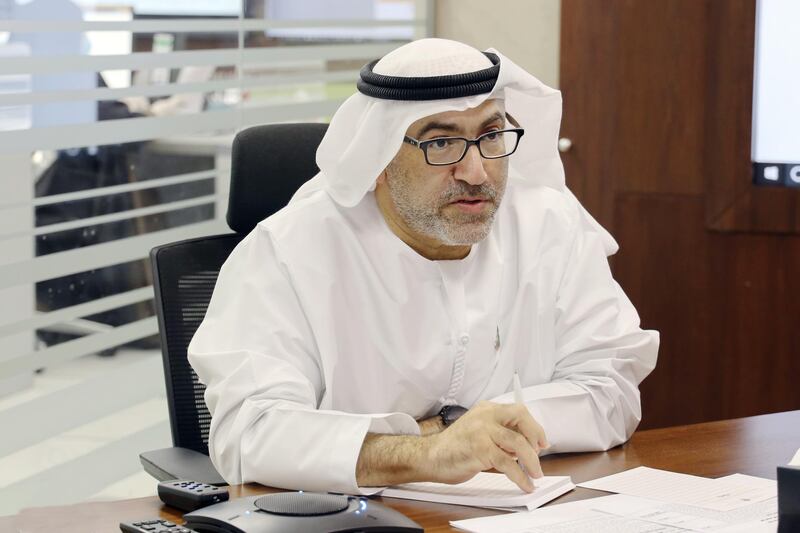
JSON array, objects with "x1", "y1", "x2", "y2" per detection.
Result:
[{"x1": 559, "y1": 0, "x2": 800, "y2": 429}]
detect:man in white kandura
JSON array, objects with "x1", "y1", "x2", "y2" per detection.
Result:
[{"x1": 188, "y1": 38, "x2": 659, "y2": 495}]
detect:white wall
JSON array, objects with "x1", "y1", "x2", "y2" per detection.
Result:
[{"x1": 434, "y1": 0, "x2": 561, "y2": 88}]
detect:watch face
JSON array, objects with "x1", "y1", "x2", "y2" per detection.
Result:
[{"x1": 441, "y1": 405, "x2": 468, "y2": 426}]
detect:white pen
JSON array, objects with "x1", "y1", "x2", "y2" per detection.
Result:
[
  {"x1": 513, "y1": 371, "x2": 524, "y2": 405},
  {"x1": 513, "y1": 371, "x2": 534, "y2": 486}
]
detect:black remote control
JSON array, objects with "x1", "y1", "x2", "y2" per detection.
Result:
[
  {"x1": 119, "y1": 518, "x2": 197, "y2": 533},
  {"x1": 157, "y1": 480, "x2": 229, "y2": 512}
]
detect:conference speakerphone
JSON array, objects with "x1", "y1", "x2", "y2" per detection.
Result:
[{"x1": 183, "y1": 491, "x2": 423, "y2": 533}]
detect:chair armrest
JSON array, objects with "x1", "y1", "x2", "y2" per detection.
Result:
[{"x1": 139, "y1": 446, "x2": 227, "y2": 486}]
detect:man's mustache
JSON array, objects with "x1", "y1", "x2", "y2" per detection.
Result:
[{"x1": 440, "y1": 183, "x2": 498, "y2": 204}]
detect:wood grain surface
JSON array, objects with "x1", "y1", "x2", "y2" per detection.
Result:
[{"x1": 2, "y1": 410, "x2": 797, "y2": 533}]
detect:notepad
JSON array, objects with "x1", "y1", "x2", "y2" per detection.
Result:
[{"x1": 380, "y1": 472, "x2": 574, "y2": 511}]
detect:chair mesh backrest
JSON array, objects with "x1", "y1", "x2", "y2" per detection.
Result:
[
  {"x1": 151, "y1": 234, "x2": 242, "y2": 452},
  {"x1": 152, "y1": 123, "x2": 326, "y2": 454}
]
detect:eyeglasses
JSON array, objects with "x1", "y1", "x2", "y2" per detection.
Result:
[{"x1": 402, "y1": 128, "x2": 525, "y2": 166}]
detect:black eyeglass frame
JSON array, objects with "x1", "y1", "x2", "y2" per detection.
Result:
[{"x1": 402, "y1": 127, "x2": 525, "y2": 166}]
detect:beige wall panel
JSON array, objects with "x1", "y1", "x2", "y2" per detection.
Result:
[{"x1": 434, "y1": 0, "x2": 561, "y2": 88}]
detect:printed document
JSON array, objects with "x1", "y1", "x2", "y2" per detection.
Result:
[
  {"x1": 577, "y1": 467, "x2": 776, "y2": 511},
  {"x1": 450, "y1": 493, "x2": 778, "y2": 533}
]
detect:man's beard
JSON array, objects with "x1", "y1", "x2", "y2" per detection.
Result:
[{"x1": 384, "y1": 166, "x2": 506, "y2": 246}]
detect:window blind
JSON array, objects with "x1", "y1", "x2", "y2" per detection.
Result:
[{"x1": 0, "y1": 0, "x2": 431, "y2": 513}]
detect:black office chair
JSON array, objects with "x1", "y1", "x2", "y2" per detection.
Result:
[{"x1": 140, "y1": 123, "x2": 329, "y2": 484}]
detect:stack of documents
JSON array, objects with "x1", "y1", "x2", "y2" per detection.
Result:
[
  {"x1": 451, "y1": 467, "x2": 779, "y2": 532},
  {"x1": 578, "y1": 466, "x2": 777, "y2": 512},
  {"x1": 381, "y1": 472, "x2": 574, "y2": 511}
]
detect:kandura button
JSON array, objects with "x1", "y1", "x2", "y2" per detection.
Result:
[{"x1": 459, "y1": 334, "x2": 470, "y2": 345}]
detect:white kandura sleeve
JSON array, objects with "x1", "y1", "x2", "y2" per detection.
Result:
[
  {"x1": 188, "y1": 227, "x2": 419, "y2": 495},
  {"x1": 525, "y1": 206, "x2": 659, "y2": 454}
]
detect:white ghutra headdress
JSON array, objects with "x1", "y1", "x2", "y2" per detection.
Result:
[{"x1": 290, "y1": 38, "x2": 617, "y2": 255}]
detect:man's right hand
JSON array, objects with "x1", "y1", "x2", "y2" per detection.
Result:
[{"x1": 423, "y1": 401, "x2": 548, "y2": 492}]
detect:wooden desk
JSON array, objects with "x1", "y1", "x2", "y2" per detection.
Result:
[{"x1": 2, "y1": 410, "x2": 797, "y2": 533}]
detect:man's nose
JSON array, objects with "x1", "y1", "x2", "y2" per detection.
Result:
[{"x1": 453, "y1": 144, "x2": 488, "y2": 185}]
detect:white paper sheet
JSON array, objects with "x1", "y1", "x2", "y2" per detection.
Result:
[
  {"x1": 789, "y1": 447, "x2": 800, "y2": 466},
  {"x1": 381, "y1": 472, "x2": 574, "y2": 510},
  {"x1": 452, "y1": 496, "x2": 683, "y2": 533},
  {"x1": 576, "y1": 467, "x2": 776, "y2": 511},
  {"x1": 450, "y1": 494, "x2": 778, "y2": 533},
  {"x1": 590, "y1": 494, "x2": 778, "y2": 532}
]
